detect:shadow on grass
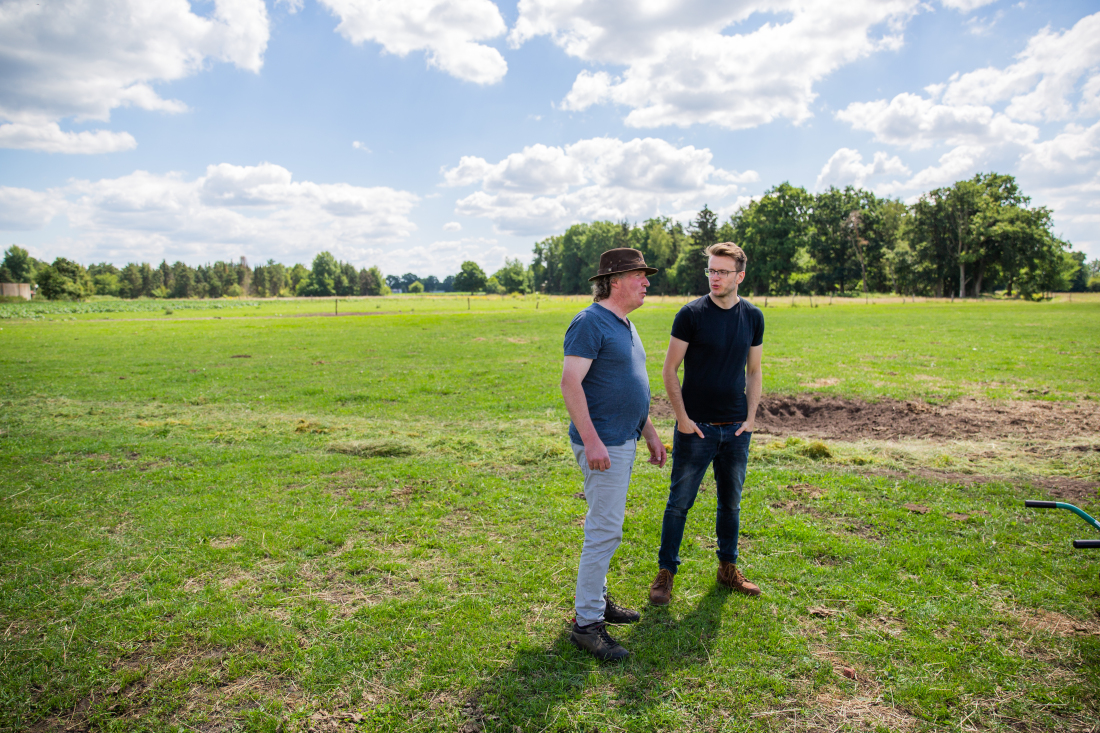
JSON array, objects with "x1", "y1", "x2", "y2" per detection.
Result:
[{"x1": 468, "y1": 585, "x2": 732, "y2": 731}]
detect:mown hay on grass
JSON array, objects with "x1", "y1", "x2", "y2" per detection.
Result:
[{"x1": 327, "y1": 440, "x2": 417, "y2": 458}]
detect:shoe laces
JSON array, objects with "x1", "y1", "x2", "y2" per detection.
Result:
[
  {"x1": 593, "y1": 623, "x2": 617, "y2": 646},
  {"x1": 605, "y1": 594, "x2": 627, "y2": 614},
  {"x1": 654, "y1": 569, "x2": 673, "y2": 589}
]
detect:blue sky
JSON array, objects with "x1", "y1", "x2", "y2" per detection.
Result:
[{"x1": 2, "y1": 0, "x2": 1098, "y2": 278}]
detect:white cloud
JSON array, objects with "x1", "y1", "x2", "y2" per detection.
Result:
[
  {"x1": 379, "y1": 237, "x2": 506, "y2": 277},
  {"x1": 318, "y1": 0, "x2": 507, "y2": 85},
  {"x1": 0, "y1": 0, "x2": 269, "y2": 153},
  {"x1": 0, "y1": 122, "x2": 137, "y2": 154},
  {"x1": 511, "y1": 0, "x2": 921, "y2": 129},
  {"x1": 940, "y1": 0, "x2": 998, "y2": 12},
  {"x1": 443, "y1": 221, "x2": 462, "y2": 231},
  {"x1": 815, "y1": 148, "x2": 910, "y2": 191},
  {"x1": 352, "y1": 141, "x2": 371, "y2": 152},
  {"x1": 1, "y1": 163, "x2": 419, "y2": 266},
  {"x1": 833, "y1": 10, "x2": 1100, "y2": 255},
  {"x1": 0, "y1": 187, "x2": 63, "y2": 230},
  {"x1": 837, "y1": 93, "x2": 1038, "y2": 151},
  {"x1": 940, "y1": 13, "x2": 1100, "y2": 122},
  {"x1": 442, "y1": 137, "x2": 757, "y2": 236}
]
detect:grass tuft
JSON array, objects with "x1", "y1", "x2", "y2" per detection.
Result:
[{"x1": 327, "y1": 439, "x2": 418, "y2": 457}]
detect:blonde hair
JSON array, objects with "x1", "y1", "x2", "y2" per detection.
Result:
[{"x1": 704, "y1": 242, "x2": 747, "y2": 271}]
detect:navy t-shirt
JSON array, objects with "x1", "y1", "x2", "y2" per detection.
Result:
[
  {"x1": 671, "y1": 295, "x2": 764, "y2": 423},
  {"x1": 563, "y1": 303, "x2": 650, "y2": 446}
]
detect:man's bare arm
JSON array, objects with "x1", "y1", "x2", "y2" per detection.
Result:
[
  {"x1": 662, "y1": 336, "x2": 704, "y2": 437},
  {"x1": 560, "y1": 355, "x2": 610, "y2": 471},
  {"x1": 640, "y1": 416, "x2": 667, "y2": 468},
  {"x1": 736, "y1": 344, "x2": 763, "y2": 436}
]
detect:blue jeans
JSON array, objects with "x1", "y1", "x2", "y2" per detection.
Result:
[{"x1": 658, "y1": 422, "x2": 752, "y2": 574}]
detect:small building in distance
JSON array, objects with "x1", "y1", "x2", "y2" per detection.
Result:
[{"x1": 0, "y1": 283, "x2": 33, "y2": 300}]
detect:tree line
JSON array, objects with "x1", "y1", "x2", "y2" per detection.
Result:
[
  {"x1": 529, "y1": 173, "x2": 1097, "y2": 299},
  {"x1": 3, "y1": 172, "x2": 1098, "y2": 301}
]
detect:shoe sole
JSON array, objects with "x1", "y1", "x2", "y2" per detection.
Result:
[{"x1": 648, "y1": 596, "x2": 670, "y2": 607}]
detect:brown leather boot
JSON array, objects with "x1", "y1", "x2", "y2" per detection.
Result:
[
  {"x1": 649, "y1": 568, "x2": 674, "y2": 606},
  {"x1": 717, "y1": 561, "x2": 760, "y2": 596}
]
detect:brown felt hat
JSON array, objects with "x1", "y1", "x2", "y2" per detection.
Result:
[{"x1": 588, "y1": 248, "x2": 659, "y2": 281}]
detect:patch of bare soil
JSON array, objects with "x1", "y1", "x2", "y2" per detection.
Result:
[
  {"x1": 651, "y1": 393, "x2": 1100, "y2": 441},
  {"x1": 872, "y1": 468, "x2": 1100, "y2": 502}
]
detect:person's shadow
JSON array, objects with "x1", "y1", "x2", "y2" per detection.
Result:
[{"x1": 462, "y1": 585, "x2": 730, "y2": 731}]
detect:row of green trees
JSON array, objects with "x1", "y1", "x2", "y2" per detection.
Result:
[
  {"x1": 4, "y1": 172, "x2": 1098, "y2": 301},
  {"x1": 0, "y1": 245, "x2": 538, "y2": 300},
  {"x1": 530, "y1": 173, "x2": 1097, "y2": 298}
]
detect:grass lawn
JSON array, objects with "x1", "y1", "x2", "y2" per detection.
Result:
[{"x1": 1, "y1": 296, "x2": 1099, "y2": 732}]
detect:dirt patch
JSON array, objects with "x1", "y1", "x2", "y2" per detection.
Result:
[
  {"x1": 650, "y1": 394, "x2": 1100, "y2": 441},
  {"x1": 871, "y1": 468, "x2": 1099, "y2": 502}
]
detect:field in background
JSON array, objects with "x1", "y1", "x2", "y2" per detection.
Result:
[{"x1": 1, "y1": 297, "x2": 1099, "y2": 731}]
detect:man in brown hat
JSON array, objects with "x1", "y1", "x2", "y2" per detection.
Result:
[{"x1": 560, "y1": 247, "x2": 668, "y2": 661}]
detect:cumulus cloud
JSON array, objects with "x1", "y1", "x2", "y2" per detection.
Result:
[
  {"x1": 0, "y1": 122, "x2": 137, "y2": 154},
  {"x1": 832, "y1": 12, "x2": 1100, "y2": 255},
  {"x1": 0, "y1": 0, "x2": 270, "y2": 153},
  {"x1": 836, "y1": 93, "x2": 1038, "y2": 151},
  {"x1": 815, "y1": 148, "x2": 910, "y2": 191},
  {"x1": 510, "y1": 0, "x2": 921, "y2": 129},
  {"x1": 441, "y1": 136, "x2": 757, "y2": 236},
  {"x1": 443, "y1": 221, "x2": 462, "y2": 231},
  {"x1": 0, "y1": 163, "x2": 419, "y2": 266},
  {"x1": 318, "y1": 0, "x2": 507, "y2": 85},
  {"x1": 0, "y1": 187, "x2": 63, "y2": 230},
  {"x1": 378, "y1": 237, "x2": 507, "y2": 277},
  {"x1": 940, "y1": 0, "x2": 998, "y2": 12},
  {"x1": 940, "y1": 13, "x2": 1100, "y2": 121}
]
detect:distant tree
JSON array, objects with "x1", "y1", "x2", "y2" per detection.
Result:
[
  {"x1": 263, "y1": 260, "x2": 288, "y2": 296},
  {"x1": 385, "y1": 274, "x2": 402, "y2": 290},
  {"x1": 171, "y1": 261, "x2": 194, "y2": 298},
  {"x1": 118, "y1": 263, "x2": 142, "y2": 299},
  {"x1": 493, "y1": 258, "x2": 532, "y2": 293},
  {"x1": 300, "y1": 251, "x2": 339, "y2": 296},
  {"x1": 442, "y1": 275, "x2": 456, "y2": 292},
  {"x1": 37, "y1": 258, "x2": 93, "y2": 300},
  {"x1": 407, "y1": 280, "x2": 425, "y2": 293},
  {"x1": 682, "y1": 205, "x2": 718, "y2": 295},
  {"x1": 93, "y1": 272, "x2": 121, "y2": 296},
  {"x1": 336, "y1": 262, "x2": 357, "y2": 296},
  {"x1": 484, "y1": 276, "x2": 505, "y2": 295},
  {"x1": 289, "y1": 263, "x2": 309, "y2": 294},
  {"x1": 422, "y1": 275, "x2": 442, "y2": 292},
  {"x1": 359, "y1": 266, "x2": 389, "y2": 295},
  {"x1": 2, "y1": 245, "x2": 37, "y2": 284},
  {"x1": 531, "y1": 234, "x2": 563, "y2": 293},
  {"x1": 453, "y1": 261, "x2": 487, "y2": 292},
  {"x1": 398, "y1": 273, "x2": 420, "y2": 291},
  {"x1": 1067, "y1": 251, "x2": 1089, "y2": 292},
  {"x1": 732, "y1": 183, "x2": 811, "y2": 297}
]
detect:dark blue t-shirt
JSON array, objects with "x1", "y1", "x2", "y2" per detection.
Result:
[
  {"x1": 671, "y1": 295, "x2": 764, "y2": 423},
  {"x1": 563, "y1": 303, "x2": 650, "y2": 446}
]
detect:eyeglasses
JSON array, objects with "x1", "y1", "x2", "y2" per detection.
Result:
[{"x1": 704, "y1": 268, "x2": 742, "y2": 277}]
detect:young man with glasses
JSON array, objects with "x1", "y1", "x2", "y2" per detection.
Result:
[{"x1": 649, "y1": 242, "x2": 764, "y2": 606}]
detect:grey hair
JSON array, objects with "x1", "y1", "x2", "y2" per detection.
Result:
[{"x1": 591, "y1": 272, "x2": 627, "y2": 302}]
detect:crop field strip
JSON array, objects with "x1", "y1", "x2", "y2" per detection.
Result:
[{"x1": 1, "y1": 297, "x2": 1099, "y2": 732}]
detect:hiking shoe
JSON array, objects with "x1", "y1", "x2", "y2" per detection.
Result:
[
  {"x1": 649, "y1": 568, "x2": 674, "y2": 606},
  {"x1": 603, "y1": 595, "x2": 640, "y2": 624},
  {"x1": 717, "y1": 561, "x2": 760, "y2": 596},
  {"x1": 570, "y1": 621, "x2": 629, "y2": 661}
]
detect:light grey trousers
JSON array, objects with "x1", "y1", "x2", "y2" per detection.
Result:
[{"x1": 571, "y1": 440, "x2": 637, "y2": 626}]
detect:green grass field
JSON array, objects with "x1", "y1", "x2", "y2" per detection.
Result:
[{"x1": 2, "y1": 296, "x2": 1099, "y2": 732}]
